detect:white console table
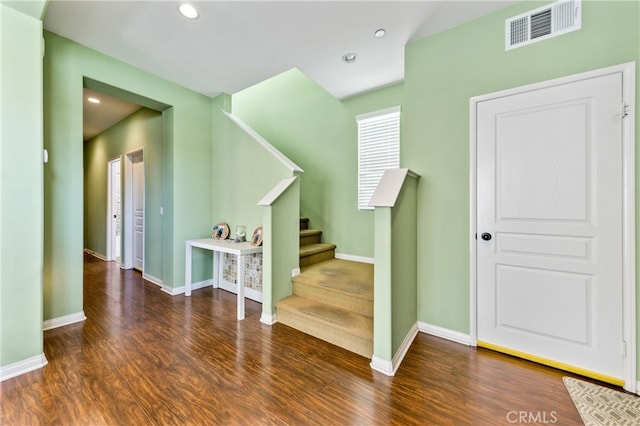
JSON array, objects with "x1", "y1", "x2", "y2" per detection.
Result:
[{"x1": 185, "y1": 238, "x2": 263, "y2": 320}]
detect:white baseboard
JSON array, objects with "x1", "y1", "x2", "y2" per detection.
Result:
[
  {"x1": 83, "y1": 248, "x2": 107, "y2": 261},
  {"x1": 43, "y1": 311, "x2": 86, "y2": 331},
  {"x1": 371, "y1": 322, "x2": 419, "y2": 376},
  {"x1": 371, "y1": 322, "x2": 471, "y2": 376},
  {"x1": 164, "y1": 279, "x2": 213, "y2": 296},
  {"x1": 160, "y1": 285, "x2": 178, "y2": 295},
  {"x1": 335, "y1": 253, "x2": 374, "y2": 264},
  {"x1": 143, "y1": 273, "x2": 164, "y2": 288},
  {"x1": 260, "y1": 312, "x2": 278, "y2": 325},
  {"x1": 0, "y1": 353, "x2": 48, "y2": 382},
  {"x1": 370, "y1": 356, "x2": 394, "y2": 376},
  {"x1": 418, "y1": 321, "x2": 472, "y2": 346},
  {"x1": 292, "y1": 268, "x2": 301, "y2": 277},
  {"x1": 392, "y1": 322, "x2": 419, "y2": 372}
]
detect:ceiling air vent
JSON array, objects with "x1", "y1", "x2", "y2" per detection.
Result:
[{"x1": 506, "y1": 0, "x2": 581, "y2": 51}]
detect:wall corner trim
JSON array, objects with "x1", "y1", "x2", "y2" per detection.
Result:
[
  {"x1": 143, "y1": 273, "x2": 164, "y2": 288},
  {"x1": 164, "y1": 279, "x2": 213, "y2": 296},
  {"x1": 370, "y1": 356, "x2": 394, "y2": 376},
  {"x1": 335, "y1": 253, "x2": 374, "y2": 264},
  {"x1": 258, "y1": 176, "x2": 298, "y2": 206},
  {"x1": 392, "y1": 323, "x2": 419, "y2": 373},
  {"x1": 83, "y1": 248, "x2": 107, "y2": 261},
  {"x1": 223, "y1": 110, "x2": 304, "y2": 173},
  {"x1": 371, "y1": 322, "x2": 419, "y2": 376},
  {"x1": 418, "y1": 321, "x2": 472, "y2": 346},
  {"x1": 369, "y1": 168, "x2": 420, "y2": 208},
  {"x1": 43, "y1": 311, "x2": 87, "y2": 331},
  {"x1": 0, "y1": 353, "x2": 48, "y2": 382},
  {"x1": 260, "y1": 313, "x2": 278, "y2": 325}
]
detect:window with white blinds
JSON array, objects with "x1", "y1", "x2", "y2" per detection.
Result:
[{"x1": 357, "y1": 106, "x2": 400, "y2": 210}]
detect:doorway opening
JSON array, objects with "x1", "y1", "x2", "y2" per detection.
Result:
[
  {"x1": 82, "y1": 77, "x2": 170, "y2": 283},
  {"x1": 107, "y1": 157, "x2": 122, "y2": 263},
  {"x1": 123, "y1": 149, "x2": 144, "y2": 271}
]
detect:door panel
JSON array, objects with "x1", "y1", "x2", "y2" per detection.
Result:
[
  {"x1": 497, "y1": 101, "x2": 589, "y2": 221},
  {"x1": 132, "y1": 156, "x2": 144, "y2": 270},
  {"x1": 477, "y1": 72, "x2": 623, "y2": 381},
  {"x1": 496, "y1": 265, "x2": 589, "y2": 343},
  {"x1": 496, "y1": 233, "x2": 592, "y2": 259},
  {"x1": 109, "y1": 159, "x2": 121, "y2": 260}
]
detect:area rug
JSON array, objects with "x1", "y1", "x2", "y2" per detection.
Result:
[{"x1": 563, "y1": 377, "x2": 640, "y2": 425}]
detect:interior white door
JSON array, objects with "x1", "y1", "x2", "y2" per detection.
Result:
[
  {"x1": 476, "y1": 72, "x2": 624, "y2": 384},
  {"x1": 109, "y1": 159, "x2": 121, "y2": 261},
  {"x1": 132, "y1": 155, "x2": 144, "y2": 271}
]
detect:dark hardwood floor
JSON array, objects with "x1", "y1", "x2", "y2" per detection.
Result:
[{"x1": 1, "y1": 254, "x2": 596, "y2": 425}]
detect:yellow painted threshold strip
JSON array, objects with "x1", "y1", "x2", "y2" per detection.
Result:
[{"x1": 477, "y1": 341, "x2": 624, "y2": 387}]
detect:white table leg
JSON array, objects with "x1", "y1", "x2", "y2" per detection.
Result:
[
  {"x1": 237, "y1": 254, "x2": 245, "y2": 320},
  {"x1": 185, "y1": 242, "x2": 193, "y2": 297},
  {"x1": 213, "y1": 251, "x2": 220, "y2": 288}
]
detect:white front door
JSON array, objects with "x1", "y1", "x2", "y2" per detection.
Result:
[
  {"x1": 132, "y1": 155, "x2": 144, "y2": 271},
  {"x1": 476, "y1": 72, "x2": 625, "y2": 384}
]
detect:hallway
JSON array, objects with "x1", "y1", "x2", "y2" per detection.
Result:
[{"x1": 1, "y1": 255, "x2": 591, "y2": 425}]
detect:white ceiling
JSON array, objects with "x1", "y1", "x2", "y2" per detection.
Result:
[
  {"x1": 83, "y1": 88, "x2": 142, "y2": 140},
  {"x1": 42, "y1": 0, "x2": 514, "y2": 138}
]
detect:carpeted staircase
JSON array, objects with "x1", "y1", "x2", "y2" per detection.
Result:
[
  {"x1": 298, "y1": 217, "x2": 336, "y2": 267},
  {"x1": 276, "y1": 218, "x2": 374, "y2": 358}
]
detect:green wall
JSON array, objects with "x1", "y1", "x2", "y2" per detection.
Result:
[
  {"x1": 44, "y1": 31, "x2": 213, "y2": 320},
  {"x1": 4, "y1": 0, "x2": 639, "y2": 381},
  {"x1": 211, "y1": 106, "x2": 293, "y2": 236},
  {"x1": 342, "y1": 83, "x2": 403, "y2": 117},
  {"x1": 83, "y1": 108, "x2": 163, "y2": 279},
  {"x1": 232, "y1": 70, "x2": 403, "y2": 258},
  {"x1": 373, "y1": 207, "x2": 393, "y2": 360},
  {"x1": 210, "y1": 93, "x2": 300, "y2": 308},
  {"x1": 372, "y1": 173, "x2": 418, "y2": 363},
  {"x1": 232, "y1": 0, "x2": 639, "y2": 374},
  {"x1": 391, "y1": 176, "x2": 418, "y2": 354},
  {"x1": 0, "y1": 4, "x2": 45, "y2": 367},
  {"x1": 404, "y1": 0, "x2": 640, "y2": 334},
  {"x1": 261, "y1": 178, "x2": 301, "y2": 317}
]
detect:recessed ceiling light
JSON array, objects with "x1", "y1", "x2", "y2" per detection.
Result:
[
  {"x1": 342, "y1": 53, "x2": 358, "y2": 64},
  {"x1": 178, "y1": 4, "x2": 199, "y2": 19},
  {"x1": 87, "y1": 97, "x2": 101, "y2": 104},
  {"x1": 374, "y1": 29, "x2": 386, "y2": 38}
]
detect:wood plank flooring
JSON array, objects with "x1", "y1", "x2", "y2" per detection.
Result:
[{"x1": 0, "y1": 254, "x2": 606, "y2": 425}]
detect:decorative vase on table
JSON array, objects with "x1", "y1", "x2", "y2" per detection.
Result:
[{"x1": 234, "y1": 225, "x2": 246, "y2": 242}]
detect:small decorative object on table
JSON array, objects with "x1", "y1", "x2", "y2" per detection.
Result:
[
  {"x1": 212, "y1": 223, "x2": 230, "y2": 240},
  {"x1": 233, "y1": 225, "x2": 246, "y2": 242},
  {"x1": 250, "y1": 226, "x2": 263, "y2": 246}
]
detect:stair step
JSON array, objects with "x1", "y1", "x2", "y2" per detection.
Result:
[
  {"x1": 276, "y1": 295, "x2": 372, "y2": 358},
  {"x1": 294, "y1": 259, "x2": 373, "y2": 317},
  {"x1": 299, "y1": 217, "x2": 310, "y2": 230},
  {"x1": 299, "y1": 243, "x2": 336, "y2": 257},
  {"x1": 299, "y1": 229, "x2": 322, "y2": 246},
  {"x1": 299, "y1": 243, "x2": 336, "y2": 267}
]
